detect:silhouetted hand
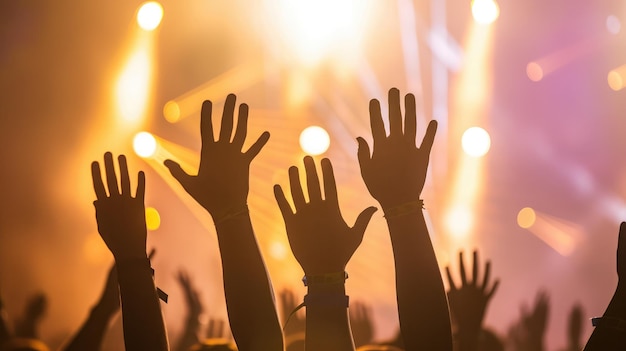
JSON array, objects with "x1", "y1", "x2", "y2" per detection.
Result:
[
  {"x1": 509, "y1": 291, "x2": 549, "y2": 351},
  {"x1": 274, "y1": 156, "x2": 377, "y2": 275},
  {"x1": 446, "y1": 251, "x2": 499, "y2": 338},
  {"x1": 564, "y1": 304, "x2": 583, "y2": 351},
  {"x1": 91, "y1": 152, "x2": 147, "y2": 261},
  {"x1": 357, "y1": 87, "x2": 437, "y2": 209},
  {"x1": 177, "y1": 270, "x2": 204, "y2": 321},
  {"x1": 280, "y1": 289, "x2": 306, "y2": 338},
  {"x1": 164, "y1": 94, "x2": 269, "y2": 220},
  {"x1": 24, "y1": 293, "x2": 47, "y2": 322},
  {"x1": 350, "y1": 302, "x2": 374, "y2": 348}
]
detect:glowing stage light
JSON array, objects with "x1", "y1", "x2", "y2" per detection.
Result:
[
  {"x1": 471, "y1": 0, "x2": 500, "y2": 25},
  {"x1": 145, "y1": 207, "x2": 161, "y2": 230},
  {"x1": 461, "y1": 127, "x2": 491, "y2": 157},
  {"x1": 517, "y1": 207, "x2": 536, "y2": 229},
  {"x1": 607, "y1": 15, "x2": 621, "y2": 35},
  {"x1": 163, "y1": 101, "x2": 181, "y2": 123},
  {"x1": 608, "y1": 70, "x2": 624, "y2": 91},
  {"x1": 299, "y1": 126, "x2": 330, "y2": 155},
  {"x1": 137, "y1": 2, "x2": 163, "y2": 31},
  {"x1": 526, "y1": 62, "x2": 544, "y2": 82},
  {"x1": 133, "y1": 132, "x2": 158, "y2": 158},
  {"x1": 269, "y1": 241, "x2": 288, "y2": 260},
  {"x1": 115, "y1": 47, "x2": 151, "y2": 124},
  {"x1": 445, "y1": 206, "x2": 474, "y2": 239}
]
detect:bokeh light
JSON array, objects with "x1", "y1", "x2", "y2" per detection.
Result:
[
  {"x1": 471, "y1": 0, "x2": 500, "y2": 25},
  {"x1": 517, "y1": 207, "x2": 536, "y2": 229},
  {"x1": 608, "y1": 70, "x2": 624, "y2": 91},
  {"x1": 445, "y1": 206, "x2": 474, "y2": 239},
  {"x1": 163, "y1": 101, "x2": 181, "y2": 123},
  {"x1": 269, "y1": 241, "x2": 288, "y2": 260},
  {"x1": 299, "y1": 126, "x2": 330, "y2": 155},
  {"x1": 526, "y1": 62, "x2": 544, "y2": 82},
  {"x1": 137, "y1": 2, "x2": 164, "y2": 31},
  {"x1": 461, "y1": 127, "x2": 491, "y2": 157},
  {"x1": 607, "y1": 15, "x2": 621, "y2": 35},
  {"x1": 145, "y1": 207, "x2": 161, "y2": 231},
  {"x1": 133, "y1": 132, "x2": 158, "y2": 158}
]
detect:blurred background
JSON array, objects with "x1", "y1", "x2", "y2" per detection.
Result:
[{"x1": 1, "y1": 0, "x2": 625, "y2": 349}]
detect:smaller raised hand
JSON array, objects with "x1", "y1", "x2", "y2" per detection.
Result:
[
  {"x1": 509, "y1": 291, "x2": 550, "y2": 351},
  {"x1": 445, "y1": 251, "x2": 499, "y2": 340},
  {"x1": 563, "y1": 304, "x2": 583, "y2": 351},
  {"x1": 350, "y1": 302, "x2": 374, "y2": 348},
  {"x1": 15, "y1": 293, "x2": 48, "y2": 339},
  {"x1": 274, "y1": 156, "x2": 377, "y2": 275},
  {"x1": 91, "y1": 152, "x2": 147, "y2": 261},
  {"x1": 177, "y1": 270, "x2": 204, "y2": 322},
  {"x1": 280, "y1": 289, "x2": 306, "y2": 338},
  {"x1": 164, "y1": 94, "x2": 269, "y2": 220}
]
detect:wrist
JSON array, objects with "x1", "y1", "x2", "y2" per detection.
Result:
[{"x1": 381, "y1": 199, "x2": 424, "y2": 219}]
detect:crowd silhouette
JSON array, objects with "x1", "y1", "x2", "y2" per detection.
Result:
[{"x1": 0, "y1": 89, "x2": 625, "y2": 351}]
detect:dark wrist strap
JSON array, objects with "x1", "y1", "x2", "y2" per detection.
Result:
[
  {"x1": 591, "y1": 316, "x2": 626, "y2": 331},
  {"x1": 302, "y1": 271, "x2": 348, "y2": 287}
]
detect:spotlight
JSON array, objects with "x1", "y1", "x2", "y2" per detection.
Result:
[
  {"x1": 526, "y1": 62, "x2": 544, "y2": 82},
  {"x1": 145, "y1": 207, "x2": 161, "y2": 230},
  {"x1": 517, "y1": 207, "x2": 536, "y2": 229},
  {"x1": 461, "y1": 127, "x2": 491, "y2": 157},
  {"x1": 133, "y1": 132, "x2": 158, "y2": 158},
  {"x1": 299, "y1": 126, "x2": 330, "y2": 155},
  {"x1": 608, "y1": 70, "x2": 624, "y2": 91},
  {"x1": 137, "y1": 2, "x2": 164, "y2": 31},
  {"x1": 471, "y1": 0, "x2": 500, "y2": 25}
]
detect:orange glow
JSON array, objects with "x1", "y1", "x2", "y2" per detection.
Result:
[
  {"x1": 608, "y1": 67, "x2": 626, "y2": 91},
  {"x1": 145, "y1": 207, "x2": 161, "y2": 230},
  {"x1": 517, "y1": 207, "x2": 536, "y2": 229}
]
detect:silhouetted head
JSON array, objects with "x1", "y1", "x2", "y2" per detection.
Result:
[
  {"x1": 188, "y1": 338, "x2": 237, "y2": 351},
  {"x1": 0, "y1": 338, "x2": 49, "y2": 351}
]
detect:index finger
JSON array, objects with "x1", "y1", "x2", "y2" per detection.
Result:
[
  {"x1": 419, "y1": 120, "x2": 438, "y2": 154},
  {"x1": 91, "y1": 161, "x2": 107, "y2": 199}
]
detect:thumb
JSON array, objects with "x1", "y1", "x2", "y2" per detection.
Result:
[
  {"x1": 164, "y1": 159, "x2": 191, "y2": 188},
  {"x1": 352, "y1": 206, "x2": 378, "y2": 236}
]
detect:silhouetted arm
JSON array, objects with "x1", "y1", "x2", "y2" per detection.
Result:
[
  {"x1": 274, "y1": 156, "x2": 377, "y2": 351},
  {"x1": 357, "y1": 88, "x2": 452, "y2": 351},
  {"x1": 564, "y1": 304, "x2": 583, "y2": 351},
  {"x1": 445, "y1": 251, "x2": 499, "y2": 351},
  {"x1": 174, "y1": 271, "x2": 203, "y2": 351},
  {"x1": 63, "y1": 264, "x2": 119, "y2": 351},
  {"x1": 584, "y1": 222, "x2": 626, "y2": 350},
  {"x1": 14, "y1": 293, "x2": 47, "y2": 339},
  {"x1": 91, "y1": 152, "x2": 168, "y2": 351},
  {"x1": 165, "y1": 94, "x2": 282, "y2": 351}
]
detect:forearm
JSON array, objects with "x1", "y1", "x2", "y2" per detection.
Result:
[
  {"x1": 305, "y1": 283, "x2": 354, "y2": 351},
  {"x1": 174, "y1": 316, "x2": 201, "y2": 351},
  {"x1": 584, "y1": 285, "x2": 626, "y2": 351},
  {"x1": 385, "y1": 209, "x2": 453, "y2": 351},
  {"x1": 63, "y1": 304, "x2": 115, "y2": 351},
  {"x1": 215, "y1": 214, "x2": 283, "y2": 351},
  {"x1": 116, "y1": 258, "x2": 169, "y2": 351}
]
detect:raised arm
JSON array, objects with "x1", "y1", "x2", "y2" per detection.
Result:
[
  {"x1": 91, "y1": 152, "x2": 168, "y2": 351},
  {"x1": 63, "y1": 263, "x2": 120, "y2": 351},
  {"x1": 584, "y1": 222, "x2": 626, "y2": 350},
  {"x1": 164, "y1": 94, "x2": 282, "y2": 351},
  {"x1": 14, "y1": 293, "x2": 47, "y2": 340},
  {"x1": 356, "y1": 87, "x2": 452, "y2": 350},
  {"x1": 274, "y1": 156, "x2": 377, "y2": 351},
  {"x1": 445, "y1": 251, "x2": 499, "y2": 351},
  {"x1": 174, "y1": 270, "x2": 203, "y2": 351}
]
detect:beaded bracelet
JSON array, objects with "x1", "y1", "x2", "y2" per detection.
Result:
[{"x1": 302, "y1": 271, "x2": 348, "y2": 287}]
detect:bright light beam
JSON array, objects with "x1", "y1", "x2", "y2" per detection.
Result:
[
  {"x1": 526, "y1": 37, "x2": 600, "y2": 82},
  {"x1": 162, "y1": 62, "x2": 264, "y2": 123}
]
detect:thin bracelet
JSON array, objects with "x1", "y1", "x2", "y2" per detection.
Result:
[
  {"x1": 213, "y1": 204, "x2": 249, "y2": 225},
  {"x1": 383, "y1": 199, "x2": 424, "y2": 219}
]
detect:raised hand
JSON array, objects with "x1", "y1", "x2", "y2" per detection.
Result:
[
  {"x1": 446, "y1": 251, "x2": 499, "y2": 336},
  {"x1": 274, "y1": 156, "x2": 377, "y2": 275},
  {"x1": 177, "y1": 270, "x2": 204, "y2": 321},
  {"x1": 91, "y1": 152, "x2": 147, "y2": 261},
  {"x1": 164, "y1": 94, "x2": 269, "y2": 220},
  {"x1": 564, "y1": 304, "x2": 583, "y2": 351},
  {"x1": 357, "y1": 87, "x2": 437, "y2": 209},
  {"x1": 15, "y1": 293, "x2": 48, "y2": 339},
  {"x1": 510, "y1": 291, "x2": 550, "y2": 351}
]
